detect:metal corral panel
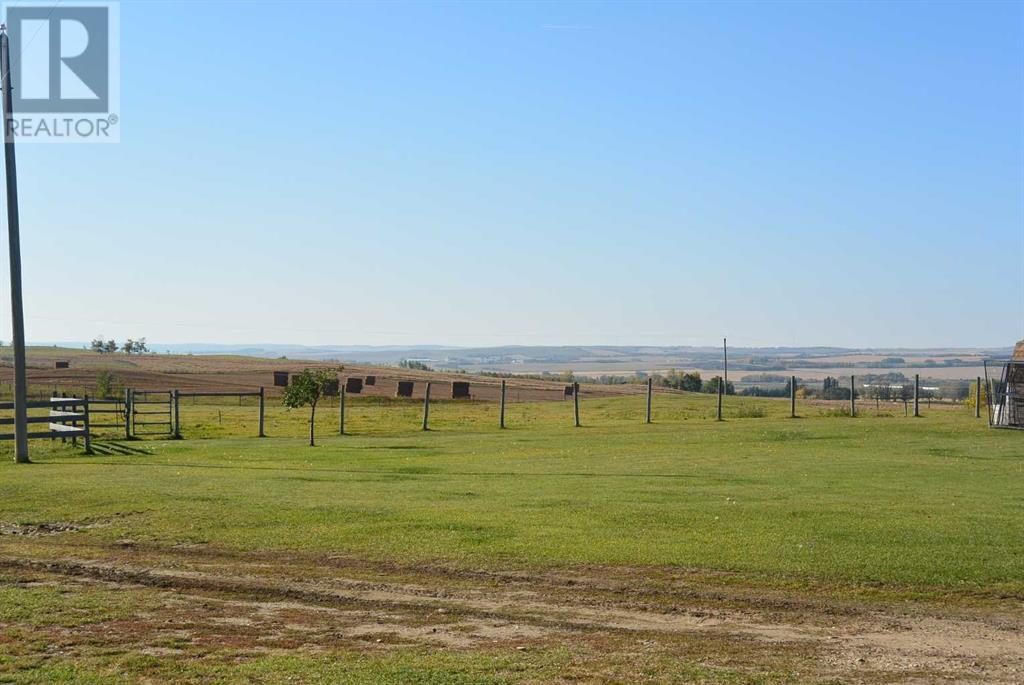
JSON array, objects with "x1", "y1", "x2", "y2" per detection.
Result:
[{"x1": 988, "y1": 360, "x2": 1024, "y2": 429}]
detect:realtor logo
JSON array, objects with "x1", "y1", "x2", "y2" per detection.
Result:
[{"x1": 3, "y1": 1, "x2": 119, "y2": 142}]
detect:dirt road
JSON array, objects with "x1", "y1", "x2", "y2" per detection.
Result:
[{"x1": 3, "y1": 542, "x2": 1020, "y2": 683}]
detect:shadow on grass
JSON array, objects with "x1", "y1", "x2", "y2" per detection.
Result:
[
  {"x1": 87, "y1": 441, "x2": 154, "y2": 456},
  {"x1": 42, "y1": 459, "x2": 698, "y2": 480}
]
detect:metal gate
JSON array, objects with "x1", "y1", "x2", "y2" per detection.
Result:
[
  {"x1": 87, "y1": 396, "x2": 125, "y2": 434},
  {"x1": 130, "y1": 390, "x2": 173, "y2": 436}
]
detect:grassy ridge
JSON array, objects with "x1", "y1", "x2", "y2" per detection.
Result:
[{"x1": 1, "y1": 393, "x2": 1019, "y2": 595}]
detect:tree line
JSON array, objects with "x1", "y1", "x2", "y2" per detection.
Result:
[{"x1": 90, "y1": 337, "x2": 149, "y2": 355}]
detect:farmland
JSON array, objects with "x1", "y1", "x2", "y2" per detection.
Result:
[
  {"x1": 3, "y1": 346, "x2": 634, "y2": 403},
  {"x1": 1, "y1": 381, "x2": 1022, "y2": 684}
]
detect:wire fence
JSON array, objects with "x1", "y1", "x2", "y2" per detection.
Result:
[{"x1": 0, "y1": 361, "x2": 996, "y2": 455}]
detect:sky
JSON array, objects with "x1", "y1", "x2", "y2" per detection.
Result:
[{"x1": 1, "y1": 0, "x2": 1021, "y2": 349}]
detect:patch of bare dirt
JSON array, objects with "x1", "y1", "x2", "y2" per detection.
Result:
[
  {"x1": 0, "y1": 512, "x2": 142, "y2": 537},
  {"x1": 1, "y1": 549, "x2": 1022, "y2": 683},
  {"x1": 0, "y1": 521, "x2": 90, "y2": 536}
]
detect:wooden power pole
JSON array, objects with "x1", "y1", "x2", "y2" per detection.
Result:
[
  {"x1": 1, "y1": 29, "x2": 28, "y2": 463},
  {"x1": 723, "y1": 337, "x2": 728, "y2": 387}
]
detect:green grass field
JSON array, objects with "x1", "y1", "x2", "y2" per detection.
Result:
[{"x1": 1, "y1": 392, "x2": 1021, "y2": 683}]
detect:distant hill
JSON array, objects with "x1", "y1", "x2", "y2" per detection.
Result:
[{"x1": 21, "y1": 342, "x2": 1011, "y2": 382}]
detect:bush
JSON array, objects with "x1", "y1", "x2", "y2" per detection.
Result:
[{"x1": 96, "y1": 371, "x2": 117, "y2": 399}]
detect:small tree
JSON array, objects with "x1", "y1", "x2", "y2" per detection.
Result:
[
  {"x1": 965, "y1": 380, "x2": 988, "y2": 411},
  {"x1": 96, "y1": 371, "x2": 116, "y2": 399},
  {"x1": 703, "y1": 376, "x2": 735, "y2": 394},
  {"x1": 103, "y1": 339, "x2": 118, "y2": 354},
  {"x1": 90, "y1": 337, "x2": 105, "y2": 353},
  {"x1": 282, "y1": 368, "x2": 340, "y2": 446}
]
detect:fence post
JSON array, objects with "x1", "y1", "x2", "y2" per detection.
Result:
[
  {"x1": 573, "y1": 382, "x2": 580, "y2": 427},
  {"x1": 68, "y1": 393, "x2": 77, "y2": 446},
  {"x1": 338, "y1": 386, "x2": 345, "y2": 435},
  {"x1": 173, "y1": 389, "x2": 181, "y2": 439},
  {"x1": 850, "y1": 375, "x2": 856, "y2": 417},
  {"x1": 717, "y1": 379, "x2": 723, "y2": 421},
  {"x1": 422, "y1": 382, "x2": 431, "y2": 431},
  {"x1": 975, "y1": 377, "x2": 981, "y2": 419},
  {"x1": 499, "y1": 380, "x2": 506, "y2": 429},
  {"x1": 124, "y1": 388, "x2": 132, "y2": 439},
  {"x1": 258, "y1": 386, "x2": 266, "y2": 437},
  {"x1": 913, "y1": 374, "x2": 920, "y2": 417},
  {"x1": 58, "y1": 389, "x2": 66, "y2": 444},
  {"x1": 82, "y1": 394, "x2": 92, "y2": 455},
  {"x1": 790, "y1": 375, "x2": 796, "y2": 418},
  {"x1": 646, "y1": 377, "x2": 653, "y2": 424},
  {"x1": 986, "y1": 378, "x2": 994, "y2": 425}
]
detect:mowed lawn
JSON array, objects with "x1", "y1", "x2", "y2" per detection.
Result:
[{"x1": 0, "y1": 392, "x2": 1021, "y2": 596}]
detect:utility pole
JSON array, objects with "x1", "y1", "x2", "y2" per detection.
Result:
[
  {"x1": 1, "y1": 28, "x2": 28, "y2": 463},
  {"x1": 722, "y1": 337, "x2": 728, "y2": 388}
]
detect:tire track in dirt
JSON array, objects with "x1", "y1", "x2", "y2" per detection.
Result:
[{"x1": 2, "y1": 553, "x2": 1022, "y2": 683}]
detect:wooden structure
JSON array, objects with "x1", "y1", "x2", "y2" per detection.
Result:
[
  {"x1": 273, "y1": 371, "x2": 289, "y2": 387},
  {"x1": 345, "y1": 377, "x2": 363, "y2": 394},
  {"x1": 451, "y1": 381, "x2": 470, "y2": 399},
  {"x1": 396, "y1": 381, "x2": 414, "y2": 397},
  {"x1": 0, "y1": 397, "x2": 90, "y2": 452}
]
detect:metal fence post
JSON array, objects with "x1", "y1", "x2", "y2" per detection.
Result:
[
  {"x1": 975, "y1": 377, "x2": 981, "y2": 419},
  {"x1": 499, "y1": 380, "x2": 506, "y2": 429},
  {"x1": 849, "y1": 375, "x2": 856, "y2": 417},
  {"x1": 986, "y1": 378, "x2": 994, "y2": 426},
  {"x1": 258, "y1": 386, "x2": 266, "y2": 437},
  {"x1": 124, "y1": 388, "x2": 132, "y2": 439},
  {"x1": 646, "y1": 377, "x2": 652, "y2": 424},
  {"x1": 339, "y1": 386, "x2": 345, "y2": 435},
  {"x1": 422, "y1": 382, "x2": 431, "y2": 431},
  {"x1": 173, "y1": 389, "x2": 181, "y2": 439},
  {"x1": 82, "y1": 394, "x2": 92, "y2": 455},
  {"x1": 573, "y1": 382, "x2": 580, "y2": 427}
]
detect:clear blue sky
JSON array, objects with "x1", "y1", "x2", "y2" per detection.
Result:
[{"x1": 4, "y1": 0, "x2": 1022, "y2": 348}]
